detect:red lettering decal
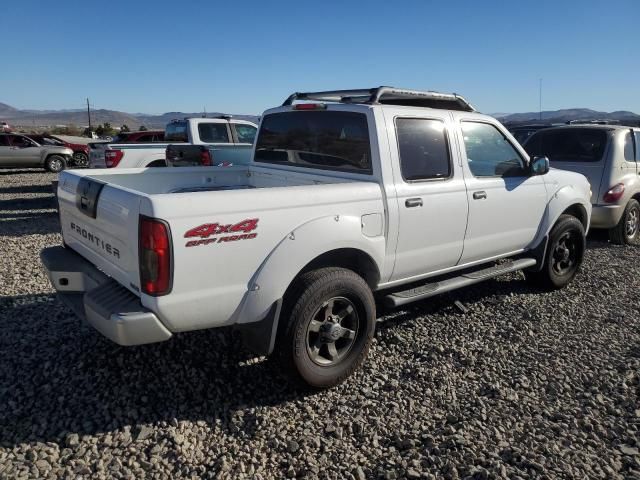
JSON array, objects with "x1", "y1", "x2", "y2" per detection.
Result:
[
  {"x1": 230, "y1": 218, "x2": 259, "y2": 233},
  {"x1": 185, "y1": 223, "x2": 219, "y2": 238}
]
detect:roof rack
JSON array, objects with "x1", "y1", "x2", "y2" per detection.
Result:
[{"x1": 282, "y1": 86, "x2": 475, "y2": 112}]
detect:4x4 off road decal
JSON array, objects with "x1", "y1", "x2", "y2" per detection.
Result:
[{"x1": 184, "y1": 218, "x2": 259, "y2": 247}]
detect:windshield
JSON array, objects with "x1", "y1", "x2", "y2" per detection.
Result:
[
  {"x1": 525, "y1": 128, "x2": 608, "y2": 162},
  {"x1": 254, "y1": 111, "x2": 372, "y2": 174}
]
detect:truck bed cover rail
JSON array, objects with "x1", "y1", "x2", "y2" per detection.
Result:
[{"x1": 282, "y1": 86, "x2": 475, "y2": 112}]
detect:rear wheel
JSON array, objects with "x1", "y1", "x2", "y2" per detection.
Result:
[
  {"x1": 45, "y1": 155, "x2": 66, "y2": 173},
  {"x1": 72, "y1": 152, "x2": 89, "y2": 167},
  {"x1": 609, "y1": 199, "x2": 640, "y2": 246},
  {"x1": 276, "y1": 267, "x2": 376, "y2": 388},
  {"x1": 525, "y1": 214, "x2": 585, "y2": 290}
]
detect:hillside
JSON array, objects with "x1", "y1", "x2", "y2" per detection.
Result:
[
  {"x1": 0, "y1": 102, "x2": 259, "y2": 129},
  {"x1": 2, "y1": 101, "x2": 637, "y2": 130},
  {"x1": 497, "y1": 108, "x2": 640, "y2": 126}
]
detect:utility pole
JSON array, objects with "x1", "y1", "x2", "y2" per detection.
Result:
[
  {"x1": 539, "y1": 79, "x2": 543, "y2": 121},
  {"x1": 86, "y1": 98, "x2": 92, "y2": 131}
]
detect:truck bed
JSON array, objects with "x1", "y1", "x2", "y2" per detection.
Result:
[
  {"x1": 55, "y1": 165, "x2": 384, "y2": 333},
  {"x1": 74, "y1": 164, "x2": 358, "y2": 195}
]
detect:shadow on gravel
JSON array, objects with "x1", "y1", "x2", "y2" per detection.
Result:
[
  {"x1": 0, "y1": 184, "x2": 55, "y2": 195},
  {"x1": 0, "y1": 196, "x2": 56, "y2": 212},
  {"x1": 0, "y1": 294, "x2": 305, "y2": 448},
  {"x1": 0, "y1": 211, "x2": 60, "y2": 236},
  {"x1": 0, "y1": 194, "x2": 60, "y2": 236},
  {"x1": 0, "y1": 169, "x2": 47, "y2": 176}
]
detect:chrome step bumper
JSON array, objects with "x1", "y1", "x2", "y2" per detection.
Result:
[{"x1": 40, "y1": 246, "x2": 172, "y2": 346}]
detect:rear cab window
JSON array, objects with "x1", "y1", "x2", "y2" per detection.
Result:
[
  {"x1": 165, "y1": 122, "x2": 188, "y2": 142},
  {"x1": 255, "y1": 110, "x2": 372, "y2": 174},
  {"x1": 525, "y1": 128, "x2": 608, "y2": 163}
]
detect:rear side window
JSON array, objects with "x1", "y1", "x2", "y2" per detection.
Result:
[
  {"x1": 255, "y1": 111, "x2": 371, "y2": 174},
  {"x1": 165, "y1": 122, "x2": 188, "y2": 142},
  {"x1": 636, "y1": 132, "x2": 640, "y2": 162},
  {"x1": 0, "y1": 136, "x2": 8, "y2": 146},
  {"x1": 525, "y1": 128, "x2": 607, "y2": 163},
  {"x1": 396, "y1": 118, "x2": 450, "y2": 180},
  {"x1": 234, "y1": 124, "x2": 257, "y2": 144},
  {"x1": 198, "y1": 123, "x2": 230, "y2": 143},
  {"x1": 624, "y1": 132, "x2": 635, "y2": 162}
]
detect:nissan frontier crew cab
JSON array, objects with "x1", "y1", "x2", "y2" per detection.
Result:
[{"x1": 41, "y1": 87, "x2": 592, "y2": 388}]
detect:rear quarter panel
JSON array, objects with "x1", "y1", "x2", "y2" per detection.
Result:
[{"x1": 141, "y1": 182, "x2": 386, "y2": 332}]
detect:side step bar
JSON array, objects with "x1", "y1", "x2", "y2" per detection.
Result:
[{"x1": 383, "y1": 258, "x2": 537, "y2": 308}]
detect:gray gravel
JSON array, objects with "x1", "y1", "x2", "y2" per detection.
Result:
[{"x1": 1, "y1": 169, "x2": 639, "y2": 479}]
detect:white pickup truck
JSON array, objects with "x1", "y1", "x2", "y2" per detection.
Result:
[
  {"x1": 41, "y1": 87, "x2": 592, "y2": 388},
  {"x1": 88, "y1": 117, "x2": 258, "y2": 169}
]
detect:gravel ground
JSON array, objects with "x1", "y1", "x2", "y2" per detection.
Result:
[{"x1": 1, "y1": 169, "x2": 639, "y2": 479}]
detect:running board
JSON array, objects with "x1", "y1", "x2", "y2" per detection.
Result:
[{"x1": 383, "y1": 258, "x2": 537, "y2": 308}]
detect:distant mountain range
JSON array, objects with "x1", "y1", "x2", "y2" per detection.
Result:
[
  {"x1": 1, "y1": 102, "x2": 638, "y2": 130},
  {"x1": 0, "y1": 102, "x2": 259, "y2": 129},
  {"x1": 496, "y1": 108, "x2": 640, "y2": 126}
]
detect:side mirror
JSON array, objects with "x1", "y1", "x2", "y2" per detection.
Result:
[{"x1": 530, "y1": 156, "x2": 549, "y2": 176}]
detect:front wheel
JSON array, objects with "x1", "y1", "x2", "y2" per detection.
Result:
[
  {"x1": 609, "y1": 199, "x2": 640, "y2": 246},
  {"x1": 276, "y1": 267, "x2": 376, "y2": 388},
  {"x1": 44, "y1": 155, "x2": 66, "y2": 173},
  {"x1": 525, "y1": 214, "x2": 585, "y2": 290}
]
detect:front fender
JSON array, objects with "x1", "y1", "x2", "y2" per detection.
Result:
[
  {"x1": 531, "y1": 181, "x2": 592, "y2": 250},
  {"x1": 235, "y1": 214, "x2": 386, "y2": 326}
]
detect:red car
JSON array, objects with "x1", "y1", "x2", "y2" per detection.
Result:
[
  {"x1": 108, "y1": 130, "x2": 165, "y2": 143},
  {"x1": 26, "y1": 134, "x2": 90, "y2": 167}
]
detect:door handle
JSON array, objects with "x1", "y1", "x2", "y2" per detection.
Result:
[
  {"x1": 473, "y1": 191, "x2": 487, "y2": 200},
  {"x1": 405, "y1": 198, "x2": 423, "y2": 208}
]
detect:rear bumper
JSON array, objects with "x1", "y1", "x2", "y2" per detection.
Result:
[
  {"x1": 40, "y1": 246, "x2": 172, "y2": 346},
  {"x1": 591, "y1": 204, "x2": 623, "y2": 229}
]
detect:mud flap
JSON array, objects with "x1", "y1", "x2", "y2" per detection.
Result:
[{"x1": 235, "y1": 299, "x2": 283, "y2": 357}]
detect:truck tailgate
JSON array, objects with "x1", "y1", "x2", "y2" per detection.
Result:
[{"x1": 57, "y1": 171, "x2": 142, "y2": 294}]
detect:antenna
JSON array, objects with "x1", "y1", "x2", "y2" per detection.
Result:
[
  {"x1": 539, "y1": 78, "x2": 543, "y2": 121},
  {"x1": 86, "y1": 98, "x2": 92, "y2": 131}
]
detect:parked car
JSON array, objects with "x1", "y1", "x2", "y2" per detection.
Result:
[
  {"x1": 41, "y1": 86, "x2": 591, "y2": 388},
  {"x1": 508, "y1": 124, "x2": 554, "y2": 144},
  {"x1": 110, "y1": 130, "x2": 165, "y2": 143},
  {"x1": 164, "y1": 117, "x2": 258, "y2": 167},
  {"x1": 0, "y1": 133, "x2": 73, "y2": 172},
  {"x1": 88, "y1": 118, "x2": 257, "y2": 169},
  {"x1": 26, "y1": 134, "x2": 90, "y2": 167},
  {"x1": 523, "y1": 125, "x2": 640, "y2": 245}
]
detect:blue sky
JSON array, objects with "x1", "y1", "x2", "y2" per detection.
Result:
[{"x1": 2, "y1": 0, "x2": 638, "y2": 115}]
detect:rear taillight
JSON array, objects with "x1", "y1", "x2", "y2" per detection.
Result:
[
  {"x1": 603, "y1": 183, "x2": 625, "y2": 203},
  {"x1": 200, "y1": 148, "x2": 212, "y2": 166},
  {"x1": 139, "y1": 216, "x2": 172, "y2": 296},
  {"x1": 105, "y1": 149, "x2": 124, "y2": 168}
]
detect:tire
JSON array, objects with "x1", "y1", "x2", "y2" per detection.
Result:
[
  {"x1": 147, "y1": 160, "x2": 167, "y2": 167},
  {"x1": 276, "y1": 267, "x2": 376, "y2": 389},
  {"x1": 72, "y1": 152, "x2": 89, "y2": 168},
  {"x1": 608, "y1": 199, "x2": 640, "y2": 246},
  {"x1": 525, "y1": 214, "x2": 585, "y2": 290},
  {"x1": 44, "y1": 155, "x2": 66, "y2": 173}
]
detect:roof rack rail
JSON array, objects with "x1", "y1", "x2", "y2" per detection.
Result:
[{"x1": 282, "y1": 86, "x2": 475, "y2": 112}]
